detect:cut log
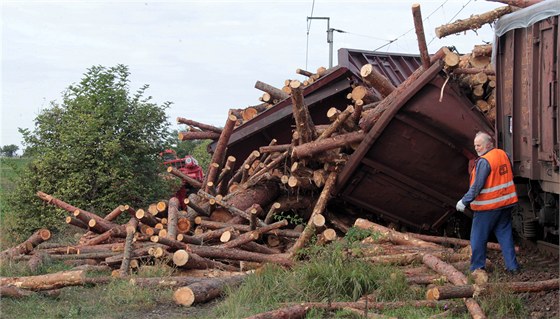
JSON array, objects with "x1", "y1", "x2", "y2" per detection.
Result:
[
  {"x1": 254, "y1": 80, "x2": 290, "y2": 101},
  {"x1": 412, "y1": 3, "x2": 431, "y2": 70},
  {"x1": 104, "y1": 205, "x2": 126, "y2": 221},
  {"x1": 1, "y1": 228, "x2": 51, "y2": 260},
  {"x1": 173, "y1": 275, "x2": 246, "y2": 307},
  {"x1": 178, "y1": 131, "x2": 220, "y2": 141},
  {"x1": 354, "y1": 218, "x2": 441, "y2": 249},
  {"x1": 167, "y1": 166, "x2": 203, "y2": 189},
  {"x1": 244, "y1": 305, "x2": 310, "y2": 319},
  {"x1": 167, "y1": 197, "x2": 180, "y2": 240},
  {"x1": 422, "y1": 254, "x2": 486, "y2": 319},
  {"x1": 219, "y1": 219, "x2": 288, "y2": 249},
  {"x1": 427, "y1": 278, "x2": 559, "y2": 300},
  {"x1": 291, "y1": 130, "x2": 364, "y2": 159},
  {"x1": 195, "y1": 219, "x2": 302, "y2": 238},
  {"x1": 177, "y1": 117, "x2": 223, "y2": 134},
  {"x1": 289, "y1": 171, "x2": 337, "y2": 256},
  {"x1": 198, "y1": 190, "x2": 267, "y2": 227},
  {"x1": 435, "y1": 6, "x2": 513, "y2": 38},
  {"x1": 290, "y1": 80, "x2": 317, "y2": 144},
  {"x1": 472, "y1": 44, "x2": 492, "y2": 57},
  {"x1": 0, "y1": 270, "x2": 86, "y2": 291},
  {"x1": 204, "y1": 114, "x2": 237, "y2": 192},
  {"x1": 172, "y1": 249, "x2": 238, "y2": 271},
  {"x1": 118, "y1": 219, "x2": 139, "y2": 277},
  {"x1": 406, "y1": 232, "x2": 518, "y2": 252},
  {"x1": 360, "y1": 64, "x2": 396, "y2": 98}
]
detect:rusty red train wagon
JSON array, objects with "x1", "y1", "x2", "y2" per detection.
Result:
[{"x1": 494, "y1": 1, "x2": 559, "y2": 243}]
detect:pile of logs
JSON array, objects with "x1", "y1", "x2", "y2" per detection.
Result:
[{"x1": 2, "y1": 1, "x2": 553, "y2": 316}]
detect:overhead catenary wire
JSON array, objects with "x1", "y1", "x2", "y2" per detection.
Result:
[{"x1": 305, "y1": 0, "x2": 316, "y2": 70}]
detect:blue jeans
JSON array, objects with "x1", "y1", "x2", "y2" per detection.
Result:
[{"x1": 470, "y1": 205, "x2": 519, "y2": 271}]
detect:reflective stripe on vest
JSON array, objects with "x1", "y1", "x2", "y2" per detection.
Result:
[{"x1": 469, "y1": 149, "x2": 518, "y2": 211}]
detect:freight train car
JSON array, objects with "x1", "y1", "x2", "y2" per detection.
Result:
[{"x1": 494, "y1": 1, "x2": 559, "y2": 247}]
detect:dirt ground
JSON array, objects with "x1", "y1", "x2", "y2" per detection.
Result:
[{"x1": 487, "y1": 247, "x2": 559, "y2": 319}]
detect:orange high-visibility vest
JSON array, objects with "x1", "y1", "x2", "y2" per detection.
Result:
[{"x1": 469, "y1": 148, "x2": 518, "y2": 211}]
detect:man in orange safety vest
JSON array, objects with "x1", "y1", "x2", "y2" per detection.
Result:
[{"x1": 456, "y1": 131, "x2": 520, "y2": 274}]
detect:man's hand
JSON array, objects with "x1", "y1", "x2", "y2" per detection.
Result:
[{"x1": 456, "y1": 200, "x2": 466, "y2": 212}]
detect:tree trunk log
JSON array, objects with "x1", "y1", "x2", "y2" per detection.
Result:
[
  {"x1": 0, "y1": 270, "x2": 85, "y2": 291},
  {"x1": 167, "y1": 166, "x2": 203, "y2": 189},
  {"x1": 204, "y1": 114, "x2": 237, "y2": 192},
  {"x1": 172, "y1": 249, "x2": 238, "y2": 271},
  {"x1": 218, "y1": 220, "x2": 288, "y2": 249},
  {"x1": 0, "y1": 228, "x2": 51, "y2": 260},
  {"x1": 118, "y1": 219, "x2": 138, "y2": 277},
  {"x1": 177, "y1": 117, "x2": 223, "y2": 134},
  {"x1": 412, "y1": 3, "x2": 431, "y2": 70},
  {"x1": 427, "y1": 278, "x2": 559, "y2": 300},
  {"x1": 153, "y1": 236, "x2": 293, "y2": 266},
  {"x1": 291, "y1": 131, "x2": 364, "y2": 159},
  {"x1": 422, "y1": 254, "x2": 486, "y2": 319},
  {"x1": 173, "y1": 275, "x2": 246, "y2": 307},
  {"x1": 255, "y1": 80, "x2": 290, "y2": 101},
  {"x1": 167, "y1": 197, "x2": 180, "y2": 240},
  {"x1": 195, "y1": 219, "x2": 302, "y2": 238},
  {"x1": 406, "y1": 232, "x2": 518, "y2": 252},
  {"x1": 178, "y1": 131, "x2": 220, "y2": 141},
  {"x1": 290, "y1": 80, "x2": 317, "y2": 144},
  {"x1": 435, "y1": 6, "x2": 514, "y2": 38},
  {"x1": 354, "y1": 219, "x2": 441, "y2": 249},
  {"x1": 289, "y1": 171, "x2": 337, "y2": 256},
  {"x1": 244, "y1": 304, "x2": 310, "y2": 319},
  {"x1": 360, "y1": 64, "x2": 396, "y2": 98}
]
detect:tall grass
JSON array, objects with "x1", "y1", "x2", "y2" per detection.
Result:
[{"x1": 214, "y1": 240, "x2": 429, "y2": 318}]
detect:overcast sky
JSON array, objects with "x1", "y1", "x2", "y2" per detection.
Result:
[{"x1": 1, "y1": 0, "x2": 503, "y2": 152}]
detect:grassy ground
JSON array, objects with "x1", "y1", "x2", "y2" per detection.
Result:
[{"x1": 0, "y1": 158, "x2": 528, "y2": 319}]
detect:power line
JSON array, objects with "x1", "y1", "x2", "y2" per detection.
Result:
[
  {"x1": 305, "y1": 0, "x2": 316, "y2": 70},
  {"x1": 427, "y1": 0, "x2": 473, "y2": 46}
]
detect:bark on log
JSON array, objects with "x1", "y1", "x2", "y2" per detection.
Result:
[
  {"x1": 198, "y1": 190, "x2": 267, "y2": 227},
  {"x1": 406, "y1": 232, "x2": 518, "y2": 252},
  {"x1": 354, "y1": 219, "x2": 441, "y2": 249},
  {"x1": 290, "y1": 80, "x2": 317, "y2": 144},
  {"x1": 177, "y1": 117, "x2": 223, "y2": 134},
  {"x1": 118, "y1": 219, "x2": 139, "y2": 277},
  {"x1": 178, "y1": 131, "x2": 221, "y2": 141},
  {"x1": 172, "y1": 249, "x2": 238, "y2": 271},
  {"x1": 360, "y1": 64, "x2": 396, "y2": 98},
  {"x1": 128, "y1": 276, "x2": 207, "y2": 288},
  {"x1": 452, "y1": 68, "x2": 495, "y2": 76},
  {"x1": 204, "y1": 114, "x2": 237, "y2": 192},
  {"x1": 291, "y1": 130, "x2": 364, "y2": 159},
  {"x1": 422, "y1": 254, "x2": 486, "y2": 319},
  {"x1": 219, "y1": 220, "x2": 288, "y2": 249},
  {"x1": 104, "y1": 205, "x2": 126, "y2": 221},
  {"x1": 167, "y1": 166, "x2": 203, "y2": 189},
  {"x1": 173, "y1": 275, "x2": 246, "y2": 307},
  {"x1": 244, "y1": 305, "x2": 310, "y2": 319},
  {"x1": 0, "y1": 228, "x2": 51, "y2": 260},
  {"x1": 153, "y1": 236, "x2": 293, "y2": 266},
  {"x1": 435, "y1": 6, "x2": 514, "y2": 38},
  {"x1": 289, "y1": 171, "x2": 337, "y2": 256},
  {"x1": 167, "y1": 197, "x2": 180, "y2": 240},
  {"x1": 412, "y1": 3, "x2": 431, "y2": 70},
  {"x1": 195, "y1": 219, "x2": 302, "y2": 238},
  {"x1": 0, "y1": 270, "x2": 86, "y2": 291},
  {"x1": 255, "y1": 80, "x2": 290, "y2": 101},
  {"x1": 427, "y1": 278, "x2": 559, "y2": 300}
]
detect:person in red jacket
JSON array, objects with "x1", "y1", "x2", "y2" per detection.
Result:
[{"x1": 456, "y1": 131, "x2": 520, "y2": 273}]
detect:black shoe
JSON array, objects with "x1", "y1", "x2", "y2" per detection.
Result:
[{"x1": 506, "y1": 268, "x2": 521, "y2": 275}]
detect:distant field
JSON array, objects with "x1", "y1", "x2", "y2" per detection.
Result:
[{"x1": 0, "y1": 157, "x2": 28, "y2": 192}]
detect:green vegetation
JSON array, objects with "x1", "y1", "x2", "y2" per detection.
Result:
[
  {"x1": 3, "y1": 65, "x2": 174, "y2": 241},
  {"x1": 0, "y1": 144, "x2": 20, "y2": 157}
]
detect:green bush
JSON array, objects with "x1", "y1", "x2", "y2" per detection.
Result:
[{"x1": 4, "y1": 65, "x2": 174, "y2": 239}]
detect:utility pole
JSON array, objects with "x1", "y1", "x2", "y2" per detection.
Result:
[{"x1": 307, "y1": 16, "x2": 344, "y2": 69}]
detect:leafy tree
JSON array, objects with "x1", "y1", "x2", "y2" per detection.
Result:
[
  {"x1": 5, "y1": 65, "x2": 174, "y2": 237},
  {"x1": 1, "y1": 144, "x2": 19, "y2": 157}
]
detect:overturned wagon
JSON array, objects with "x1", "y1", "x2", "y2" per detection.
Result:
[{"x1": 220, "y1": 49, "x2": 493, "y2": 232}]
